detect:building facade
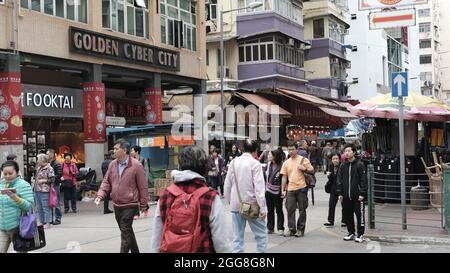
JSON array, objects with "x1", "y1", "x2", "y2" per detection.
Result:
[
  {"x1": 439, "y1": 0, "x2": 450, "y2": 103},
  {"x1": 0, "y1": 0, "x2": 207, "y2": 177}
]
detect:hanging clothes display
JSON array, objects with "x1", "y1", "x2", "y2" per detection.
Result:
[{"x1": 431, "y1": 128, "x2": 444, "y2": 147}]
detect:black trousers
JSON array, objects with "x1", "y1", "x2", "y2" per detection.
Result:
[
  {"x1": 114, "y1": 206, "x2": 140, "y2": 253},
  {"x1": 265, "y1": 191, "x2": 284, "y2": 231},
  {"x1": 286, "y1": 189, "x2": 308, "y2": 233},
  {"x1": 342, "y1": 197, "x2": 365, "y2": 236},
  {"x1": 63, "y1": 187, "x2": 77, "y2": 211},
  {"x1": 327, "y1": 193, "x2": 344, "y2": 224},
  {"x1": 104, "y1": 195, "x2": 111, "y2": 212}
]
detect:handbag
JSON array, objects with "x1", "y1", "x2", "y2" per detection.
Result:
[
  {"x1": 48, "y1": 186, "x2": 58, "y2": 208},
  {"x1": 13, "y1": 225, "x2": 46, "y2": 252},
  {"x1": 19, "y1": 207, "x2": 37, "y2": 240},
  {"x1": 300, "y1": 157, "x2": 316, "y2": 188},
  {"x1": 231, "y1": 161, "x2": 260, "y2": 221},
  {"x1": 62, "y1": 179, "x2": 74, "y2": 189}
]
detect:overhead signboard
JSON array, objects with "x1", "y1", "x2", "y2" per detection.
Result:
[
  {"x1": 359, "y1": 0, "x2": 428, "y2": 11},
  {"x1": 370, "y1": 9, "x2": 416, "y2": 29},
  {"x1": 106, "y1": 116, "x2": 126, "y2": 126}
]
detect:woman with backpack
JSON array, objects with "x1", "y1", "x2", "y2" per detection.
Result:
[
  {"x1": 324, "y1": 153, "x2": 345, "y2": 227},
  {"x1": 151, "y1": 146, "x2": 231, "y2": 253},
  {"x1": 61, "y1": 153, "x2": 79, "y2": 214},
  {"x1": 0, "y1": 160, "x2": 34, "y2": 253},
  {"x1": 265, "y1": 149, "x2": 284, "y2": 236}
]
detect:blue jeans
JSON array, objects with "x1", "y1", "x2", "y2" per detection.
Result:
[
  {"x1": 35, "y1": 191, "x2": 52, "y2": 225},
  {"x1": 231, "y1": 212, "x2": 267, "y2": 253},
  {"x1": 51, "y1": 185, "x2": 62, "y2": 222}
]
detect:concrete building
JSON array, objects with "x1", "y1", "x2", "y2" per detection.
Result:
[
  {"x1": 346, "y1": 0, "x2": 421, "y2": 102},
  {"x1": 303, "y1": 0, "x2": 351, "y2": 100},
  {"x1": 0, "y1": 0, "x2": 207, "y2": 177},
  {"x1": 439, "y1": 0, "x2": 450, "y2": 103}
]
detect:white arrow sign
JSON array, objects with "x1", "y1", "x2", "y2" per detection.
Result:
[{"x1": 394, "y1": 74, "x2": 406, "y2": 96}]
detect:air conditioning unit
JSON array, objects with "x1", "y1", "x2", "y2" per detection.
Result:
[
  {"x1": 345, "y1": 62, "x2": 351, "y2": 69},
  {"x1": 288, "y1": 38, "x2": 295, "y2": 46},
  {"x1": 351, "y1": 14, "x2": 357, "y2": 20},
  {"x1": 331, "y1": 58, "x2": 339, "y2": 65}
]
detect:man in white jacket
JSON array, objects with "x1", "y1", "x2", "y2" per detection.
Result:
[
  {"x1": 151, "y1": 146, "x2": 231, "y2": 253},
  {"x1": 224, "y1": 139, "x2": 268, "y2": 253}
]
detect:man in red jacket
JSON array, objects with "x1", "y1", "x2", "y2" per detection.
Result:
[{"x1": 95, "y1": 138, "x2": 149, "y2": 253}]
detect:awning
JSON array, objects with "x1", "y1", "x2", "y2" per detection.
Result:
[
  {"x1": 168, "y1": 92, "x2": 233, "y2": 109},
  {"x1": 332, "y1": 100, "x2": 354, "y2": 110},
  {"x1": 319, "y1": 107, "x2": 357, "y2": 119},
  {"x1": 276, "y1": 89, "x2": 337, "y2": 107},
  {"x1": 235, "y1": 92, "x2": 292, "y2": 117}
]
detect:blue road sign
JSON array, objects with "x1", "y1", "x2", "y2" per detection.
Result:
[{"x1": 392, "y1": 72, "x2": 408, "y2": 97}]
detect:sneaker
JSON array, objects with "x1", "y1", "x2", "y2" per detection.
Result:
[
  {"x1": 104, "y1": 210, "x2": 114, "y2": 214},
  {"x1": 355, "y1": 235, "x2": 364, "y2": 243},
  {"x1": 64, "y1": 210, "x2": 69, "y2": 214},
  {"x1": 43, "y1": 224, "x2": 51, "y2": 229},
  {"x1": 284, "y1": 230, "x2": 296, "y2": 237},
  {"x1": 295, "y1": 231, "x2": 304, "y2": 237},
  {"x1": 277, "y1": 230, "x2": 284, "y2": 236},
  {"x1": 343, "y1": 233, "x2": 355, "y2": 241},
  {"x1": 324, "y1": 222, "x2": 334, "y2": 227},
  {"x1": 53, "y1": 220, "x2": 61, "y2": 225},
  {"x1": 72, "y1": 210, "x2": 77, "y2": 214},
  {"x1": 267, "y1": 230, "x2": 274, "y2": 234},
  {"x1": 341, "y1": 223, "x2": 347, "y2": 227}
]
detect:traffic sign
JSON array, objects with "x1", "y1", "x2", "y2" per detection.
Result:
[
  {"x1": 359, "y1": 0, "x2": 428, "y2": 11},
  {"x1": 370, "y1": 9, "x2": 416, "y2": 30},
  {"x1": 392, "y1": 72, "x2": 408, "y2": 97}
]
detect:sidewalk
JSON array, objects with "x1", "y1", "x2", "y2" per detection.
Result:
[{"x1": 365, "y1": 203, "x2": 450, "y2": 245}]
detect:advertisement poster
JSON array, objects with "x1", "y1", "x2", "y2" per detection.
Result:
[
  {"x1": 83, "y1": 83, "x2": 106, "y2": 143},
  {"x1": 0, "y1": 72, "x2": 23, "y2": 145}
]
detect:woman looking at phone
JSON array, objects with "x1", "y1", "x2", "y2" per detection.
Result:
[{"x1": 0, "y1": 160, "x2": 34, "y2": 253}]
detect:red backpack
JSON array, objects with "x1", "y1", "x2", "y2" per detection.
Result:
[{"x1": 160, "y1": 184, "x2": 210, "y2": 253}]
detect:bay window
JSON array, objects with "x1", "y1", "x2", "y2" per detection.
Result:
[
  {"x1": 160, "y1": 0, "x2": 197, "y2": 51},
  {"x1": 239, "y1": 36, "x2": 304, "y2": 68},
  {"x1": 21, "y1": 0, "x2": 88, "y2": 23},
  {"x1": 102, "y1": 0, "x2": 149, "y2": 39},
  {"x1": 329, "y1": 19, "x2": 346, "y2": 44}
]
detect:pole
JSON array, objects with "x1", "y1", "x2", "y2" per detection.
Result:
[
  {"x1": 399, "y1": 96, "x2": 407, "y2": 230},
  {"x1": 367, "y1": 164, "x2": 375, "y2": 229},
  {"x1": 220, "y1": 10, "x2": 225, "y2": 155}
]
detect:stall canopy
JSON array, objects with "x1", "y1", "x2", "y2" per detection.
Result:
[
  {"x1": 235, "y1": 92, "x2": 292, "y2": 117},
  {"x1": 351, "y1": 92, "x2": 450, "y2": 122}
]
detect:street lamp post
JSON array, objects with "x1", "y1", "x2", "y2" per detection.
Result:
[{"x1": 219, "y1": 1, "x2": 262, "y2": 155}]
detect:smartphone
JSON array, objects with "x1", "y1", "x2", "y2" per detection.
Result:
[{"x1": 1, "y1": 188, "x2": 17, "y2": 194}]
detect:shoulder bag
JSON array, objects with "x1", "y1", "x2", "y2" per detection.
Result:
[
  {"x1": 300, "y1": 157, "x2": 316, "y2": 188},
  {"x1": 231, "y1": 161, "x2": 260, "y2": 221}
]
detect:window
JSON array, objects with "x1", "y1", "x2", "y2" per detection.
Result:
[
  {"x1": 206, "y1": 49, "x2": 209, "y2": 66},
  {"x1": 238, "y1": 0, "x2": 303, "y2": 24},
  {"x1": 21, "y1": 0, "x2": 88, "y2": 23},
  {"x1": 418, "y1": 8, "x2": 430, "y2": 17},
  {"x1": 329, "y1": 19, "x2": 346, "y2": 43},
  {"x1": 330, "y1": 57, "x2": 347, "y2": 80},
  {"x1": 420, "y1": 72, "x2": 432, "y2": 81},
  {"x1": 313, "y1": 19, "x2": 324, "y2": 39},
  {"x1": 238, "y1": 35, "x2": 304, "y2": 67},
  {"x1": 160, "y1": 0, "x2": 196, "y2": 51},
  {"x1": 420, "y1": 55, "x2": 432, "y2": 64},
  {"x1": 421, "y1": 87, "x2": 432, "y2": 96},
  {"x1": 102, "y1": 0, "x2": 149, "y2": 38},
  {"x1": 206, "y1": 0, "x2": 217, "y2": 20},
  {"x1": 419, "y1": 39, "x2": 432, "y2": 49},
  {"x1": 419, "y1": 22, "x2": 431, "y2": 33}
]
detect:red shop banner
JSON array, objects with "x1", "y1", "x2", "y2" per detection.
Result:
[
  {"x1": 83, "y1": 82, "x2": 106, "y2": 143},
  {"x1": 144, "y1": 88, "x2": 162, "y2": 124},
  {"x1": 0, "y1": 72, "x2": 23, "y2": 145}
]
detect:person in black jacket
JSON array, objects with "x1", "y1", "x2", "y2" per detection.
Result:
[
  {"x1": 265, "y1": 149, "x2": 284, "y2": 235},
  {"x1": 324, "y1": 153, "x2": 345, "y2": 228},
  {"x1": 47, "y1": 148, "x2": 63, "y2": 225},
  {"x1": 337, "y1": 144, "x2": 368, "y2": 243},
  {"x1": 101, "y1": 150, "x2": 114, "y2": 214}
]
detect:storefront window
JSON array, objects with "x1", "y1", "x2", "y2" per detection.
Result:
[
  {"x1": 102, "y1": 0, "x2": 149, "y2": 38},
  {"x1": 21, "y1": 0, "x2": 88, "y2": 23},
  {"x1": 160, "y1": 0, "x2": 197, "y2": 51}
]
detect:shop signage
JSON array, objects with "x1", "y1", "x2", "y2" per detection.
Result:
[
  {"x1": 359, "y1": 0, "x2": 428, "y2": 10},
  {"x1": 21, "y1": 84, "x2": 83, "y2": 118},
  {"x1": 106, "y1": 116, "x2": 126, "y2": 126},
  {"x1": 70, "y1": 27, "x2": 180, "y2": 71}
]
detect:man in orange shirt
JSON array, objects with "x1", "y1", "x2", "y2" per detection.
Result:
[{"x1": 281, "y1": 142, "x2": 314, "y2": 237}]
